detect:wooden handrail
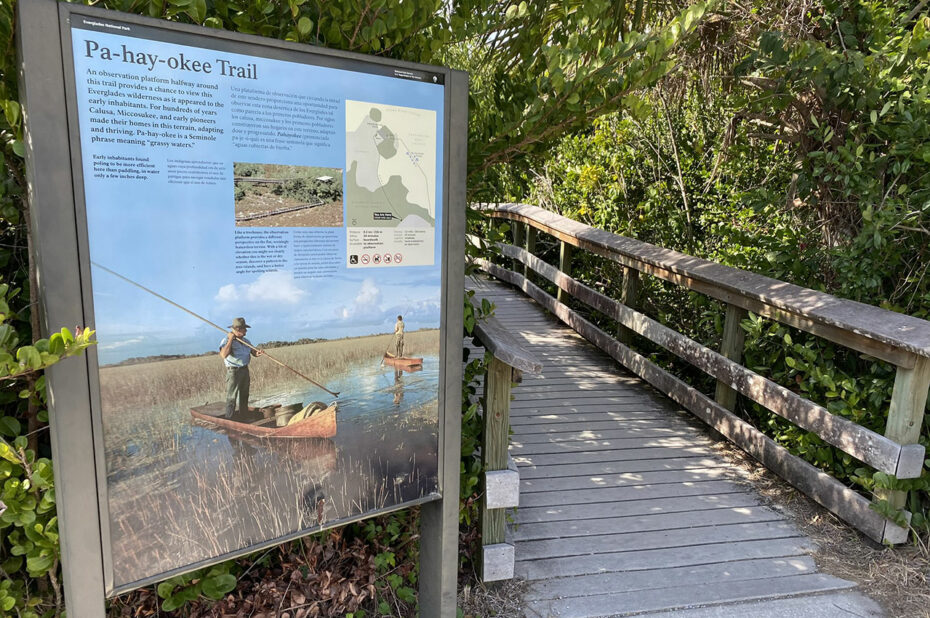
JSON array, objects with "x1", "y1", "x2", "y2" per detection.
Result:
[
  {"x1": 473, "y1": 203, "x2": 930, "y2": 545},
  {"x1": 481, "y1": 203, "x2": 930, "y2": 367}
]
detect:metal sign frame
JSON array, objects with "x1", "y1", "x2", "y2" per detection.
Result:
[{"x1": 17, "y1": 1, "x2": 465, "y2": 614}]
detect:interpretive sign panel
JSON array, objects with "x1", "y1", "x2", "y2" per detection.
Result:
[{"x1": 18, "y1": 2, "x2": 465, "y2": 608}]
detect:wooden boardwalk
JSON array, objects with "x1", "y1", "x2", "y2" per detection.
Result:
[{"x1": 468, "y1": 278, "x2": 884, "y2": 617}]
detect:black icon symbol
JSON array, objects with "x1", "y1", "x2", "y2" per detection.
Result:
[
  {"x1": 373, "y1": 254, "x2": 382, "y2": 264},
  {"x1": 349, "y1": 255, "x2": 358, "y2": 264}
]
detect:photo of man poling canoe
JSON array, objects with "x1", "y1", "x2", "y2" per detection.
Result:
[
  {"x1": 92, "y1": 263, "x2": 341, "y2": 437},
  {"x1": 90, "y1": 259, "x2": 441, "y2": 586}
]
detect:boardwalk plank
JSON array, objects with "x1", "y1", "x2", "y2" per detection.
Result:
[
  {"x1": 513, "y1": 444, "x2": 717, "y2": 466},
  {"x1": 520, "y1": 467, "x2": 742, "y2": 492},
  {"x1": 517, "y1": 456, "x2": 734, "y2": 479},
  {"x1": 510, "y1": 435, "x2": 713, "y2": 455},
  {"x1": 519, "y1": 479, "x2": 752, "y2": 508},
  {"x1": 514, "y1": 505, "x2": 783, "y2": 541},
  {"x1": 522, "y1": 555, "x2": 817, "y2": 600},
  {"x1": 514, "y1": 537, "x2": 813, "y2": 580},
  {"x1": 525, "y1": 573, "x2": 856, "y2": 617},
  {"x1": 516, "y1": 521, "x2": 800, "y2": 561}
]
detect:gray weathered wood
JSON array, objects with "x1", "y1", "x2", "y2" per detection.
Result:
[
  {"x1": 523, "y1": 556, "x2": 816, "y2": 600},
  {"x1": 517, "y1": 521, "x2": 799, "y2": 561},
  {"x1": 619, "y1": 266, "x2": 640, "y2": 345},
  {"x1": 514, "y1": 505, "x2": 782, "y2": 542},
  {"x1": 525, "y1": 573, "x2": 855, "y2": 617},
  {"x1": 482, "y1": 203, "x2": 930, "y2": 365},
  {"x1": 715, "y1": 303, "x2": 747, "y2": 411},
  {"x1": 477, "y1": 268, "x2": 909, "y2": 543},
  {"x1": 515, "y1": 537, "x2": 814, "y2": 580},
  {"x1": 524, "y1": 225, "x2": 536, "y2": 280},
  {"x1": 517, "y1": 457, "x2": 733, "y2": 479},
  {"x1": 481, "y1": 356, "x2": 512, "y2": 554},
  {"x1": 557, "y1": 240, "x2": 572, "y2": 305},
  {"x1": 485, "y1": 255, "x2": 925, "y2": 479},
  {"x1": 514, "y1": 492, "x2": 761, "y2": 524},
  {"x1": 512, "y1": 223, "x2": 525, "y2": 274},
  {"x1": 520, "y1": 467, "x2": 740, "y2": 492},
  {"x1": 876, "y1": 356, "x2": 930, "y2": 521},
  {"x1": 473, "y1": 315, "x2": 543, "y2": 374},
  {"x1": 518, "y1": 479, "x2": 750, "y2": 508}
]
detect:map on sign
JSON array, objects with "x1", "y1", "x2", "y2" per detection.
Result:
[{"x1": 346, "y1": 101, "x2": 436, "y2": 229}]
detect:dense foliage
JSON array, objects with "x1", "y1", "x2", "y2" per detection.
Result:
[
  {"x1": 0, "y1": 0, "x2": 712, "y2": 615},
  {"x1": 504, "y1": 0, "x2": 930, "y2": 534}
]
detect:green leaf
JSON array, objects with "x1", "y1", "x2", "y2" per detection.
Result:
[
  {"x1": 297, "y1": 16, "x2": 313, "y2": 36},
  {"x1": 11, "y1": 140, "x2": 24, "y2": 158},
  {"x1": 0, "y1": 417, "x2": 21, "y2": 437},
  {"x1": 201, "y1": 573, "x2": 236, "y2": 599}
]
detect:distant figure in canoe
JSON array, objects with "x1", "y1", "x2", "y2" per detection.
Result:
[
  {"x1": 220, "y1": 317, "x2": 264, "y2": 419},
  {"x1": 394, "y1": 315, "x2": 405, "y2": 358}
]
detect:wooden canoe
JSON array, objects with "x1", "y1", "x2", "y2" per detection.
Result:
[
  {"x1": 190, "y1": 401, "x2": 337, "y2": 439},
  {"x1": 383, "y1": 352, "x2": 423, "y2": 368}
]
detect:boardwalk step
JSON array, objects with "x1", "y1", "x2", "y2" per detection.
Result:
[
  {"x1": 523, "y1": 555, "x2": 818, "y2": 601},
  {"x1": 520, "y1": 467, "x2": 741, "y2": 492},
  {"x1": 514, "y1": 444, "x2": 718, "y2": 466},
  {"x1": 524, "y1": 572, "x2": 857, "y2": 617},
  {"x1": 516, "y1": 521, "x2": 801, "y2": 561},
  {"x1": 516, "y1": 492, "x2": 761, "y2": 523},
  {"x1": 515, "y1": 537, "x2": 814, "y2": 580},
  {"x1": 513, "y1": 505, "x2": 782, "y2": 541},
  {"x1": 648, "y1": 591, "x2": 884, "y2": 617},
  {"x1": 517, "y1": 456, "x2": 734, "y2": 479}
]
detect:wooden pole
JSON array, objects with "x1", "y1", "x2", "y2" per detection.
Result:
[
  {"x1": 714, "y1": 304, "x2": 747, "y2": 411},
  {"x1": 876, "y1": 356, "x2": 930, "y2": 518},
  {"x1": 618, "y1": 266, "x2": 640, "y2": 346},
  {"x1": 481, "y1": 356, "x2": 512, "y2": 566},
  {"x1": 557, "y1": 241, "x2": 572, "y2": 305}
]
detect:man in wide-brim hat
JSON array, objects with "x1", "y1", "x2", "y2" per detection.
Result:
[{"x1": 219, "y1": 317, "x2": 263, "y2": 418}]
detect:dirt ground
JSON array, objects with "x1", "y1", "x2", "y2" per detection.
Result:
[{"x1": 235, "y1": 186, "x2": 343, "y2": 227}]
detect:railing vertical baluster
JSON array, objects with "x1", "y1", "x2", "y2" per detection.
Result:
[
  {"x1": 512, "y1": 222, "x2": 525, "y2": 273},
  {"x1": 876, "y1": 357, "x2": 930, "y2": 525},
  {"x1": 715, "y1": 304, "x2": 748, "y2": 411},
  {"x1": 558, "y1": 241, "x2": 572, "y2": 304},
  {"x1": 618, "y1": 266, "x2": 640, "y2": 346},
  {"x1": 524, "y1": 225, "x2": 536, "y2": 281}
]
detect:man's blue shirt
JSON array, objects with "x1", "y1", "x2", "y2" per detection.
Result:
[{"x1": 220, "y1": 337, "x2": 252, "y2": 368}]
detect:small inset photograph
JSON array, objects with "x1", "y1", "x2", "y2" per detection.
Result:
[{"x1": 234, "y1": 163, "x2": 343, "y2": 227}]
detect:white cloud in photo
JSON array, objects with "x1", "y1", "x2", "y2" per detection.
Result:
[
  {"x1": 215, "y1": 271, "x2": 307, "y2": 307},
  {"x1": 337, "y1": 278, "x2": 383, "y2": 320}
]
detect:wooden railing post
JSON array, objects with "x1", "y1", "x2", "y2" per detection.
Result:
[
  {"x1": 876, "y1": 357, "x2": 930, "y2": 516},
  {"x1": 618, "y1": 266, "x2": 639, "y2": 346},
  {"x1": 715, "y1": 304, "x2": 748, "y2": 411},
  {"x1": 557, "y1": 241, "x2": 572, "y2": 304},
  {"x1": 481, "y1": 356, "x2": 511, "y2": 550},
  {"x1": 473, "y1": 314, "x2": 542, "y2": 581},
  {"x1": 524, "y1": 226, "x2": 536, "y2": 280},
  {"x1": 512, "y1": 222, "x2": 525, "y2": 273}
]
